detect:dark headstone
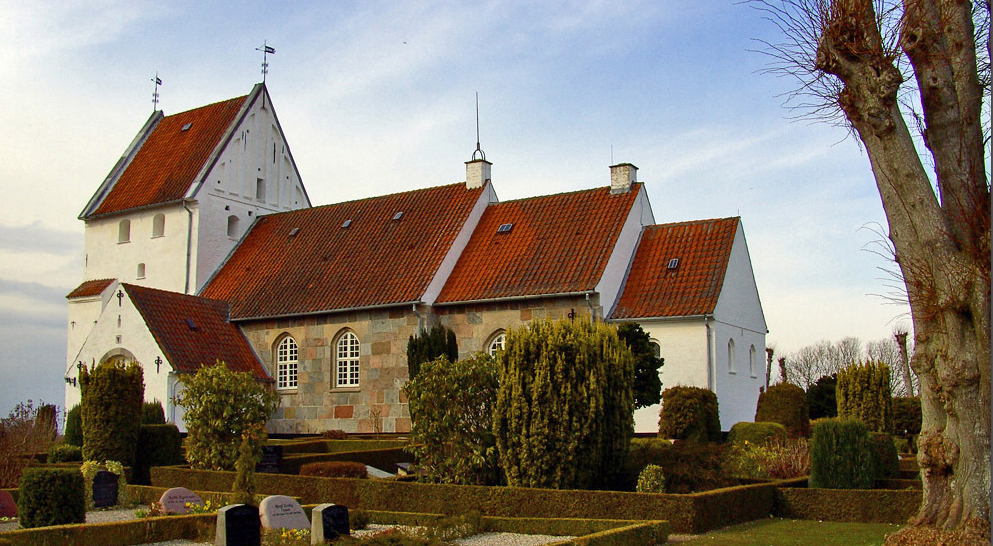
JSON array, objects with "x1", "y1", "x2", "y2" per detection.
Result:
[
  {"x1": 159, "y1": 486, "x2": 203, "y2": 515},
  {"x1": 92, "y1": 470, "x2": 118, "y2": 508},
  {"x1": 0, "y1": 490, "x2": 16, "y2": 518},
  {"x1": 311, "y1": 503, "x2": 350, "y2": 544},
  {"x1": 216, "y1": 504, "x2": 261, "y2": 546},
  {"x1": 255, "y1": 445, "x2": 283, "y2": 474}
]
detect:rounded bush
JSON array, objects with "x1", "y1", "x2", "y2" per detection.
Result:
[
  {"x1": 299, "y1": 461, "x2": 369, "y2": 479},
  {"x1": 755, "y1": 383, "x2": 809, "y2": 437},
  {"x1": 47, "y1": 443, "x2": 83, "y2": 463},
  {"x1": 635, "y1": 464, "x2": 666, "y2": 493},
  {"x1": 727, "y1": 422, "x2": 787, "y2": 446},
  {"x1": 809, "y1": 418, "x2": 873, "y2": 489},
  {"x1": 658, "y1": 386, "x2": 721, "y2": 443},
  {"x1": 17, "y1": 467, "x2": 85, "y2": 528},
  {"x1": 64, "y1": 404, "x2": 83, "y2": 447}
]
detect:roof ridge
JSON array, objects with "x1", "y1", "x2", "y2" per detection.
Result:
[
  {"x1": 162, "y1": 94, "x2": 248, "y2": 118},
  {"x1": 255, "y1": 181, "x2": 480, "y2": 221},
  {"x1": 123, "y1": 282, "x2": 230, "y2": 306},
  {"x1": 494, "y1": 182, "x2": 642, "y2": 206},
  {"x1": 650, "y1": 216, "x2": 739, "y2": 229}
]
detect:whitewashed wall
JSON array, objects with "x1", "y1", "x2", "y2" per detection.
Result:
[{"x1": 631, "y1": 318, "x2": 709, "y2": 433}]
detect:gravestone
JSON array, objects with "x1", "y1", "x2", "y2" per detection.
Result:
[
  {"x1": 259, "y1": 495, "x2": 309, "y2": 531},
  {"x1": 92, "y1": 470, "x2": 119, "y2": 508},
  {"x1": 0, "y1": 490, "x2": 16, "y2": 518},
  {"x1": 215, "y1": 504, "x2": 260, "y2": 546},
  {"x1": 159, "y1": 487, "x2": 203, "y2": 515},
  {"x1": 311, "y1": 503, "x2": 350, "y2": 544},
  {"x1": 255, "y1": 445, "x2": 283, "y2": 474}
]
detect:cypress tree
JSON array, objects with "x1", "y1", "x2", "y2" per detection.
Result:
[
  {"x1": 407, "y1": 324, "x2": 458, "y2": 379},
  {"x1": 836, "y1": 361, "x2": 893, "y2": 433},
  {"x1": 79, "y1": 359, "x2": 144, "y2": 466}
]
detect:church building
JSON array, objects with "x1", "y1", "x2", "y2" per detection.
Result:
[{"x1": 65, "y1": 84, "x2": 767, "y2": 434}]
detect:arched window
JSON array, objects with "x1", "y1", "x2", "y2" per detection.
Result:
[
  {"x1": 487, "y1": 331, "x2": 506, "y2": 358},
  {"x1": 335, "y1": 331, "x2": 360, "y2": 387},
  {"x1": 227, "y1": 215, "x2": 240, "y2": 238},
  {"x1": 136, "y1": 263, "x2": 146, "y2": 279},
  {"x1": 276, "y1": 336, "x2": 298, "y2": 390},
  {"x1": 649, "y1": 340, "x2": 661, "y2": 360},
  {"x1": 118, "y1": 219, "x2": 131, "y2": 243},
  {"x1": 749, "y1": 345, "x2": 757, "y2": 377},
  {"x1": 152, "y1": 213, "x2": 165, "y2": 238},
  {"x1": 727, "y1": 338, "x2": 736, "y2": 373}
]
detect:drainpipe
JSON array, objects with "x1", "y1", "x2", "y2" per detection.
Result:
[
  {"x1": 585, "y1": 293, "x2": 595, "y2": 324},
  {"x1": 183, "y1": 201, "x2": 194, "y2": 294},
  {"x1": 705, "y1": 316, "x2": 714, "y2": 391},
  {"x1": 412, "y1": 303, "x2": 422, "y2": 333}
]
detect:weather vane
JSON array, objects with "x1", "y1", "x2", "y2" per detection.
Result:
[
  {"x1": 151, "y1": 72, "x2": 162, "y2": 111},
  {"x1": 256, "y1": 40, "x2": 276, "y2": 82}
]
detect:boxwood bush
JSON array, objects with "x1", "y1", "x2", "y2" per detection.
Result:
[
  {"x1": 17, "y1": 467, "x2": 85, "y2": 528},
  {"x1": 727, "y1": 422, "x2": 787, "y2": 446}
]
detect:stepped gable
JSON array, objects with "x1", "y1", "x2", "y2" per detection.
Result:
[
  {"x1": 201, "y1": 183, "x2": 486, "y2": 319},
  {"x1": 90, "y1": 95, "x2": 248, "y2": 217},
  {"x1": 66, "y1": 278, "x2": 115, "y2": 299},
  {"x1": 124, "y1": 283, "x2": 267, "y2": 379},
  {"x1": 436, "y1": 184, "x2": 642, "y2": 303},
  {"x1": 611, "y1": 217, "x2": 738, "y2": 319}
]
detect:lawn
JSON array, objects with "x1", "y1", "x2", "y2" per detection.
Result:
[{"x1": 677, "y1": 518, "x2": 903, "y2": 546}]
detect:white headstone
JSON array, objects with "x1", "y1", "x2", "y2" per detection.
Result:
[
  {"x1": 159, "y1": 487, "x2": 204, "y2": 515},
  {"x1": 259, "y1": 495, "x2": 309, "y2": 531}
]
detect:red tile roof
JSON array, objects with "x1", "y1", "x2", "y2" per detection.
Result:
[
  {"x1": 66, "y1": 279, "x2": 115, "y2": 299},
  {"x1": 436, "y1": 185, "x2": 642, "y2": 303},
  {"x1": 91, "y1": 95, "x2": 247, "y2": 217},
  {"x1": 201, "y1": 183, "x2": 486, "y2": 319},
  {"x1": 610, "y1": 217, "x2": 739, "y2": 319},
  {"x1": 123, "y1": 284, "x2": 268, "y2": 379}
]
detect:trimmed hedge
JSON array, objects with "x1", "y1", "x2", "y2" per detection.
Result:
[
  {"x1": 79, "y1": 360, "x2": 144, "y2": 466},
  {"x1": 281, "y1": 447, "x2": 410, "y2": 475},
  {"x1": 271, "y1": 439, "x2": 407, "y2": 455},
  {"x1": 755, "y1": 383, "x2": 810, "y2": 438},
  {"x1": 809, "y1": 419, "x2": 873, "y2": 489},
  {"x1": 299, "y1": 461, "x2": 368, "y2": 479},
  {"x1": 727, "y1": 422, "x2": 787, "y2": 445},
  {"x1": 658, "y1": 386, "x2": 721, "y2": 442},
  {"x1": 151, "y1": 465, "x2": 775, "y2": 533},
  {"x1": 133, "y1": 424, "x2": 184, "y2": 485},
  {"x1": 0, "y1": 513, "x2": 214, "y2": 546},
  {"x1": 773, "y1": 485, "x2": 921, "y2": 523},
  {"x1": 16, "y1": 468, "x2": 85, "y2": 528},
  {"x1": 46, "y1": 444, "x2": 83, "y2": 463}
]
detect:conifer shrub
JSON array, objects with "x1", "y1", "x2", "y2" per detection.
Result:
[
  {"x1": 868, "y1": 432, "x2": 900, "y2": 480},
  {"x1": 79, "y1": 359, "x2": 144, "y2": 466},
  {"x1": 807, "y1": 374, "x2": 838, "y2": 420},
  {"x1": 47, "y1": 443, "x2": 83, "y2": 463},
  {"x1": 809, "y1": 418, "x2": 873, "y2": 489},
  {"x1": 727, "y1": 422, "x2": 787, "y2": 445},
  {"x1": 657, "y1": 386, "x2": 721, "y2": 443},
  {"x1": 299, "y1": 461, "x2": 369, "y2": 479},
  {"x1": 635, "y1": 464, "x2": 666, "y2": 493},
  {"x1": 141, "y1": 400, "x2": 166, "y2": 425},
  {"x1": 133, "y1": 424, "x2": 183, "y2": 484},
  {"x1": 892, "y1": 396, "x2": 922, "y2": 437},
  {"x1": 34, "y1": 404, "x2": 58, "y2": 442},
  {"x1": 836, "y1": 361, "x2": 893, "y2": 433},
  {"x1": 493, "y1": 319, "x2": 635, "y2": 490},
  {"x1": 64, "y1": 404, "x2": 83, "y2": 446},
  {"x1": 231, "y1": 425, "x2": 264, "y2": 506},
  {"x1": 407, "y1": 324, "x2": 458, "y2": 380},
  {"x1": 17, "y1": 467, "x2": 85, "y2": 528},
  {"x1": 754, "y1": 382, "x2": 810, "y2": 437}
]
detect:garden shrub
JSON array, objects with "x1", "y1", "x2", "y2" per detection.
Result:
[
  {"x1": 80, "y1": 359, "x2": 144, "y2": 466},
  {"x1": 618, "y1": 437, "x2": 671, "y2": 491},
  {"x1": 322, "y1": 429, "x2": 348, "y2": 440},
  {"x1": 755, "y1": 383, "x2": 809, "y2": 437},
  {"x1": 493, "y1": 319, "x2": 635, "y2": 490},
  {"x1": 174, "y1": 362, "x2": 278, "y2": 471},
  {"x1": 868, "y1": 432, "x2": 900, "y2": 480},
  {"x1": 141, "y1": 400, "x2": 166, "y2": 425},
  {"x1": 722, "y1": 437, "x2": 811, "y2": 480},
  {"x1": 403, "y1": 353, "x2": 500, "y2": 485},
  {"x1": 836, "y1": 361, "x2": 893, "y2": 433},
  {"x1": 652, "y1": 440, "x2": 730, "y2": 493},
  {"x1": 231, "y1": 425, "x2": 264, "y2": 505},
  {"x1": 635, "y1": 464, "x2": 666, "y2": 493},
  {"x1": 299, "y1": 461, "x2": 369, "y2": 479},
  {"x1": 892, "y1": 396, "x2": 921, "y2": 438},
  {"x1": 17, "y1": 467, "x2": 85, "y2": 528},
  {"x1": 807, "y1": 374, "x2": 838, "y2": 420},
  {"x1": 407, "y1": 324, "x2": 458, "y2": 380},
  {"x1": 0, "y1": 400, "x2": 61, "y2": 488},
  {"x1": 727, "y1": 422, "x2": 787, "y2": 445},
  {"x1": 133, "y1": 424, "x2": 183, "y2": 485},
  {"x1": 764, "y1": 438, "x2": 811, "y2": 479},
  {"x1": 657, "y1": 386, "x2": 721, "y2": 443},
  {"x1": 64, "y1": 404, "x2": 83, "y2": 446},
  {"x1": 809, "y1": 418, "x2": 873, "y2": 489},
  {"x1": 35, "y1": 404, "x2": 58, "y2": 442},
  {"x1": 47, "y1": 443, "x2": 83, "y2": 463},
  {"x1": 616, "y1": 322, "x2": 664, "y2": 409}
]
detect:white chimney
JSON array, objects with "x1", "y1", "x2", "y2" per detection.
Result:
[
  {"x1": 610, "y1": 163, "x2": 637, "y2": 194},
  {"x1": 466, "y1": 159, "x2": 492, "y2": 189}
]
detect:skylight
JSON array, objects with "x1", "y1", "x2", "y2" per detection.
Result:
[
  {"x1": 392, "y1": 212, "x2": 404, "y2": 221},
  {"x1": 497, "y1": 223, "x2": 513, "y2": 233},
  {"x1": 289, "y1": 227, "x2": 300, "y2": 237},
  {"x1": 185, "y1": 318, "x2": 198, "y2": 331},
  {"x1": 341, "y1": 219, "x2": 352, "y2": 228},
  {"x1": 667, "y1": 258, "x2": 679, "y2": 269},
  {"x1": 181, "y1": 123, "x2": 192, "y2": 131}
]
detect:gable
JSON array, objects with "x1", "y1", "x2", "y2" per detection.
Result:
[
  {"x1": 436, "y1": 184, "x2": 643, "y2": 304},
  {"x1": 712, "y1": 223, "x2": 767, "y2": 331},
  {"x1": 610, "y1": 217, "x2": 738, "y2": 319},
  {"x1": 201, "y1": 183, "x2": 486, "y2": 319}
]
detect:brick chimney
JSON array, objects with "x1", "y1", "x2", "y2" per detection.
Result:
[
  {"x1": 610, "y1": 163, "x2": 637, "y2": 194},
  {"x1": 466, "y1": 158, "x2": 492, "y2": 190}
]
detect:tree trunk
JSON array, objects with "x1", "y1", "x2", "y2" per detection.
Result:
[
  {"x1": 815, "y1": 0, "x2": 990, "y2": 530},
  {"x1": 765, "y1": 347, "x2": 774, "y2": 388},
  {"x1": 894, "y1": 331, "x2": 915, "y2": 396}
]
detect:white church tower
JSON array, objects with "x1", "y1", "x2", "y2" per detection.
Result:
[{"x1": 65, "y1": 83, "x2": 310, "y2": 410}]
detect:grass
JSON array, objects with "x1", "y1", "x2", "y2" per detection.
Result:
[{"x1": 678, "y1": 518, "x2": 904, "y2": 545}]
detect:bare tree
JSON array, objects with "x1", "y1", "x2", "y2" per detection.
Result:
[
  {"x1": 755, "y1": 0, "x2": 990, "y2": 531},
  {"x1": 765, "y1": 346, "x2": 776, "y2": 388}
]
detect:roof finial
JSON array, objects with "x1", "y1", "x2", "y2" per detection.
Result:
[
  {"x1": 151, "y1": 72, "x2": 162, "y2": 111},
  {"x1": 472, "y1": 91, "x2": 486, "y2": 161},
  {"x1": 256, "y1": 40, "x2": 275, "y2": 82}
]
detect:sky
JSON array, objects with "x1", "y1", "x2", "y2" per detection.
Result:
[{"x1": 0, "y1": 0, "x2": 916, "y2": 417}]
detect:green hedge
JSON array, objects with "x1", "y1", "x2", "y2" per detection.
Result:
[
  {"x1": 151, "y1": 466, "x2": 774, "y2": 533},
  {"x1": 755, "y1": 383, "x2": 810, "y2": 437},
  {"x1": 809, "y1": 419, "x2": 873, "y2": 489},
  {"x1": 16, "y1": 468, "x2": 85, "y2": 528},
  {"x1": 773, "y1": 486, "x2": 920, "y2": 523},
  {"x1": 0, "y1": 513, "x2": 214, "y2": 546},
  {"x1": 281, "y1": 447, "x2": 410, "y2": 475},
  {"x1": 727, "y1": 422, "x2": 787, "y2": 445},
  {"x1": 270, "y1": 439, "x2": 408, "y2": 455},
  {"x1": 868, "y1": 433, "x2": 900, "y2": 480},
  {"x1": 133, "y1": 424, "x2": 184, "y2": 485}
]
